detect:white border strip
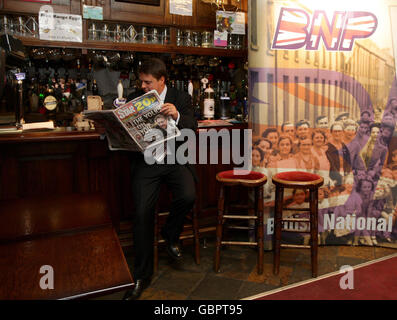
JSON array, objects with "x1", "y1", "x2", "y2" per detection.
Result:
[{"x1": 242, "y1": 252, "x2": 397, "y2": 300}]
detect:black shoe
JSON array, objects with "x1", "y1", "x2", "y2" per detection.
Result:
[
  {"x1": 165, "y1": 242, "x2": 183, "y2": 260},
  {"x1": 161, "y1": 229, "x2": 183, "y2": 260},
  {"x1": 123, "y1": 279, "x2": 150, "y2": 300}
]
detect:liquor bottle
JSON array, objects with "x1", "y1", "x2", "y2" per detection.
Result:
[
  {"x1": 199, "y1": 77, "x2": 208, "y2": 118},
  {"x1": 203, "y1": 83, "x2": 215, "y2": 119},
  {"x1": 219, "y1": 91, "x2": 230, "y2": 120},
  {"x1": 43, "y1": 86, "x2": 58, "y2": 119},
  {"x1": 193, "y1": 96, "x2": 201, "y2": 120},
  {"x1": 76, "y1": 59, "x2": 81, "y2": 84},
  {"x1": 92, "y1": 79, "x2": 99, "y2": 96},
  {"x1": 28, "y1": 80, "x2": 39, "y2": 113},
  {"x1": 243, "y1": 96, "x2": 248, "y2": 122}
]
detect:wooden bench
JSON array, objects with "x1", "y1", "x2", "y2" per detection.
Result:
[{"x1": 0, "y1": 193, "x2": 134, "y2": 300}]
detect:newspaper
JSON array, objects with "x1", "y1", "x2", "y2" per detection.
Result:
[{"x1": 83, "y1": 90, "x2": 180, "y2": 161}]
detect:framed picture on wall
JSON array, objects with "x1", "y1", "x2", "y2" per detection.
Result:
[
  {"x1": 114, "y1": 0, "x2": 160, "y2": 5},
  {"x1": 22, "y1": 0, "x2": 51, "y2": 3}
]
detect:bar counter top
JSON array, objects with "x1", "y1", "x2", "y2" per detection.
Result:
[
  {"x1": 0, "y1": 120, "x2": 248, "y2": 144},
  {"x1": 0, "y1": 127, "x2": 101, "y2": 143},
  {"x1": 0, "y1": 119, "x2": 248, "y2": 245}
]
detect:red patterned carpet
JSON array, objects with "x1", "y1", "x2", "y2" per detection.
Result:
[{"x1": 244, "y1": 253, "x2": 397, "y2": 300}]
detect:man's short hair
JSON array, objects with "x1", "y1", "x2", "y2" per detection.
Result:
[
  {"x1": 261, "y1": 127, "x2": 278, "y2": 138},
  {"x1": 154, "y1": 114, "x2": 167, "y2": 121},
  {"x1": 330, "y1": 121, "x2": 344, "y2": 132},
  {"x1": 335, "y1": 112, "x2": 349, "y2": 121},
  {"x1": 281, "y1": 122, "x2": 294, "y2": 132},
  {"x1": 139, "y1": 58, "x2": 167, "y2": 81},
  {"x1": 370, "y1": 122, "x2": 381, "y2": 131},
  {"x1": 296, "y1": 119, "x2": 310, "y2": 129},
  {"x1": 315, "y1": 115, "x2": 327, "y2": 123},
  {"x1": 343, "y1": 119, "x2": 357, "y2": 130},
  {"x1": 357, "y1": 119, "x2": 370, "y2": 125}
]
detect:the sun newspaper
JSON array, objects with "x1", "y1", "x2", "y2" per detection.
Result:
[{"x1": 83, "y1": 90, "x2": 180, "y2": 161}]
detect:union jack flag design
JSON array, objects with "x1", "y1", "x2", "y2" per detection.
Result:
[{"x1": 271, "y1": 7, "x2": 377, "y2": 52}]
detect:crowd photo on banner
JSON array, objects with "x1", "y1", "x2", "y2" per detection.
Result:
[
  {"x1": 252, "y1": 107, "x2": 397, "y2": 248},
  {"x1": 249, "y1": 0, "x2": 397, "y2": 249}
]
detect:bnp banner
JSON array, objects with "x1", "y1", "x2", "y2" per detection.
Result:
[{"x1": 248, "y1": 0, "x2": 397, "y2": 248}]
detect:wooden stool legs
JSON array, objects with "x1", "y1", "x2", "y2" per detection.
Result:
[
  {"x1": 273, "y1": 186, "x2": 319, "y2": 278},
  {"x1": 255, "y1": 186, "x2": 264, "y2": 275},
  {"x1": 273, "y1": 185, "x2": 284, "y2": 275},
  {"x1": 215, "y1": 185, "x2": 264, "y2": 275},
  {"x1": 214, "y1": 185, "x2": 225, "y2": 273},
  {"x1": 309, "y1": 188, "x2": 318, "y2": 278}
]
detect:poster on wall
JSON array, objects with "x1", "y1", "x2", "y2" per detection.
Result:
[
  {"x1": 39, "y1": 12, "x2": 82, "y2": 42},
  {"x1": 23, "y1": 0, "x2": 51, "y2": 3},
  {"x1": 169, "y1": 0, "x2": 193, "y2": 16},
  {"x1": 249, "y1": 0, "x2": 397, "y2": 249},
  {"x1": 216, "y1": 11, "x2": 245, "y2": 35}
]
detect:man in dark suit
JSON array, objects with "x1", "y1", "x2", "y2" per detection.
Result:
[{"x1": 124, "y1": 58, "x2": 197, "y2": 300}]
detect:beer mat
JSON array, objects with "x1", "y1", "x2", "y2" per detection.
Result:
[
  {"x1": 22, "y1": 121, "x2": 55, "y2": 131},
  {"x1": 198, "y1": 119, "x2": 233, "y2": 127}
]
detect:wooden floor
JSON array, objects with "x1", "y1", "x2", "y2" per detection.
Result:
[{"x1": 95, "y1": 235, "x2": 397, "y2": 300}]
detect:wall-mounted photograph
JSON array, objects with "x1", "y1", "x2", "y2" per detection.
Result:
[{"x1": 114, "y1": 0, "x2": 160, "y2": 5}]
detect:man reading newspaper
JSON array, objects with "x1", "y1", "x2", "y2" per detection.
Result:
[
  {"x1": 123, "y1": 58, "x2": 197, "y2": 300},
  {"x1": 83, "y1": 88, "x2": 180, "y2": 162}
]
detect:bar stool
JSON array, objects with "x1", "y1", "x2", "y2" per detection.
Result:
[
  {"x1": 272, "y1": 171, "x2": 324, "y2": 278},
  {"x1": 214, "y1": 170, "x2": 267, "y2": 275},
  {"x1": 154, "y1": 206, "x2": 200, "y2": 273}
]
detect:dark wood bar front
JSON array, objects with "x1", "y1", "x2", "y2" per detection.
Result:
[{"x1": 0, "y1": 122, "x2": 248, "y2": 246}]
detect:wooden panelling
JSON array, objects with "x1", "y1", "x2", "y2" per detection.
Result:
[
  {"x1": 0, "y1": 123, "x2": 248, "y2": 235},
  {"x1": 2, "y1": 0, "x2": 75, "y2": 14},
  {"x1": 109, "y1": 0, "x2": 165, "y2": 25},
  {"x1": 195, "y1": 0, "x2": 216, "y2": 29}
]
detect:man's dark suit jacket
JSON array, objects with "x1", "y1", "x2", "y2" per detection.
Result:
[{"x1": 127, "y1": 87, "x2": 198, "y2": 182}]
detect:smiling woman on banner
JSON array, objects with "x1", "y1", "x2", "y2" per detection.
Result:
[{"x1": 326, "y1": 122, "x2": 352, "y2": 187}]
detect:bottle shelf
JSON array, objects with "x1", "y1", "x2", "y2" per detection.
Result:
[{"x1": 18, "y1": 36, "x2": 247, "y2": 57}]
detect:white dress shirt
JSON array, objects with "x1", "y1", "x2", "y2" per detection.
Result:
[{"x1": 157, "y1": 85, "x2": 180, "y2": 125}]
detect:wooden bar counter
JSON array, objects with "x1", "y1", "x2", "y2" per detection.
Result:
[{"x1": 0, "y1": 122, "x2": 248, "y2": 245}]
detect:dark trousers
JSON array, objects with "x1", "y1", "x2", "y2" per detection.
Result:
[{"x1": 131, "y1": 159, "x2": 196, "y2": 280}]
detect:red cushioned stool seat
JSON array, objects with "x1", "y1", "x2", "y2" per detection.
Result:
[
  {"x1": 272, "y1": 171, "x2": 324, "y2": 278},
  {"x1": 273, "y1": 171, "x2": 323, "y2": 187},
  {"x1": 216, "y1": 170, "x2": 267, "y2": 187},
  {"x1": 215, "y1": 170, "x2": 267, "y2": 275}
]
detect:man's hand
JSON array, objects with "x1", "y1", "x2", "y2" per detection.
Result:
[{"x1": 161, "y1": 103, "x2": 179, "y2": 121}]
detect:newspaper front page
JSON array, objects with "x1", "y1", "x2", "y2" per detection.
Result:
[{"x1": 83, "y1": 90, "x2": 180, "y2": 160}]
